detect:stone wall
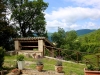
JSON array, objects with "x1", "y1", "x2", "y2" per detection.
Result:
[{"x1": 18, "y1": 51, "x2": 43, "y2": 58}]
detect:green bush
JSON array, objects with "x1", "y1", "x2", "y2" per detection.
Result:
[
  {"x1": 0, "y1": 47, "x2": 5, "y2": 70},
  {"x1": 36, "y1": 60, "x2": 43, "y2": 65},
  {"x1": 17, "y1": 54, "x2": 24, "y2": 61},
  {"x1": 55, "y1": 60, "x2": 62, "y2": 66}
]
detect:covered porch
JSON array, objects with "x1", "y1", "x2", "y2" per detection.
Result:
[{"x1": 14, "y1": 37, "x2": 55, "y2": 58}]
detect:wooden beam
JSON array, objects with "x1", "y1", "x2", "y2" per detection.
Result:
[
  {"x1": 21, "y1": 46, "x2": 38, "y2": 47},
  {"x1": 20, "y1": 41, "x2": 38, "y2": 43},
  {"x1": 45, "y1": 46, "x2": 55, "y2": 48}
]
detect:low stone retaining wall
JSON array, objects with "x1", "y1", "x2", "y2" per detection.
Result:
[
  {"x1": 18, "y1": 50, "x2": 43, "y2": 58},
  {"x1": 6, "y1": 51, "x2": 16, "y2": 55}
]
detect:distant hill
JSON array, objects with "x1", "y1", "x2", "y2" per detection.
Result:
[
  {"x1": 79, "y1": 29, "x2": 100, "y2": 42},
  {"x1": 78, "y1": 29, "x2": 100, "y2": 53},
  {"x1": 47, "y1": 33, "x2": 52, "y2": 42},
  {"x1": 76, "y1": 29, "x2": 95, "y2": 36},
  {"x1": 47, "y1": 29, "x2": 96, "y2": 41}
]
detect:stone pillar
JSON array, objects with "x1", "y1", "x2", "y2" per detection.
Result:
[
  {"x1": 38, "y1": 40, "x2": 44, "y2": 56},
  {"x1": 15, "y1": 41, "x2": 20, "y2": 50}
]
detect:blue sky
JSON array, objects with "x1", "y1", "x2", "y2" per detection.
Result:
[{"x1": 43, "y1": 0, "x2": 100, "y2": 32}]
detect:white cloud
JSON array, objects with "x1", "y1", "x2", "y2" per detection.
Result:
[
  {"x1": 66, "y1": 0, "x2": 100, "y2": 8},
  {"x1": 46, "y1": 20, "x2": 68, "y2": 32},
  {"x1": 82, "y1": 22, "x2": 100, "y2": 29},
  {"x1": 45, "y1": 7, "x2": 100, "y2": 21},
  {"x1": 45, "y1": 7, "x2": 100, "y2": 32},
  {"x1": 63, "y1": 0, "x2": 100, "y2": 8},
  {"x1": 46, "y1": 20, "x2": 80, "y2": 32}
]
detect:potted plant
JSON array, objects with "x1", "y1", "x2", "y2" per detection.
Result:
[
  {"x1": 36, "y1": 60, "x2": 44, "y2": 72},
  {"x1": 84, "y1": 54, "x2": 100, "y2": 75},
  {"x1": 84, "y1": 64, "x2": 100, "y2": 75},
  {"x1": 55, "y1": 60, "x2": 63, "y2": 73},
  {"x1": 17, "y1": 54, "x2": 25, "y2": 70}
]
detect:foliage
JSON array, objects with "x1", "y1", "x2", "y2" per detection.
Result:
[
  {"x1": 17, "y1": 54, "x2": 24, "y2": 61},
  {"x1": 55, "y1": 60, "x2": 62, "y2": 66},
  {"x1": 51, "y1": 28, "x2": 78, "y2": 50},
  {"x1": 64, "y1": 30, "x2": 78, "y2": 50},
  {"x1": 86, "y1": 64, "x2": 100, "y2": 71},
  {"x1": 7, "y1": 0, "x2": 48, "y2": 37},
  {"x1": 51, "y1": 28, "x2": 81, "y2": 61},
  {"x1": 0, "y1": 47, "x2": 5, "y2": 70},
  {"x1": 0, "y1": 0, "x2": 18, "y2": 50},
  {"x1": 83, "y1": 53, "x2": 100, "y2": 71},
  {"x1": 86, "y1": 64, "x2": 94, "y2": 71},
  {"x1": 52, "y1": 28, "x2": 100, "y2": 61},
  {"x1": 36, "y1": 60, "x2": 43, "y2": 65},
  {"x1": 0, "y1": 0, "x2": 5, "y2": 19},
  {"x1": 51, "y1": 27, "x2": 66, "y2": 48},
  {"x1": 0, "y1": 24, "x2": 17, "y2": 50},
  {"x1": 79, "y1": 29, "x2": 100, "y2": 53}
]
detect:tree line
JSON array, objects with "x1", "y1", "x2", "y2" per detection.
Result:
[{"x1": 51, "y1": 27, "x2": 100, "y2": 60}]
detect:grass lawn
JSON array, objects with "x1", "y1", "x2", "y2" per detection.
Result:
[{"x1": 4, "y1": 55, "x2": 86, "y2": 75}]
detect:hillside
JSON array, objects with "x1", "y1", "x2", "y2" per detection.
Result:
[
  {"x1": 47, "y1": 29, "x2": 95, "y2": 41},
  {"x1": 79, "y1": 29, "x2": 100, "y2": 43},
  {"x1": 76, "y1": 29, "x2": 95, "y2": 36},
  {"x1": 78, "y1": 29, "x2": 100, "y2": 53}
]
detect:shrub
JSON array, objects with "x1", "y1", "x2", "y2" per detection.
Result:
[
  {"x1": 36, "y1": 60, "x2": 43, "y2": 65},
  {"x1": 55, "y1": 60, "x2": 62, "y2": 66},
  {"x1": 0, "y1": 47, "x2": 5, "y2": 70},
  {"x1": 17, "y1": 54, "x2": 24, "y2": 61},
  {"x1": 86, "y1": 64, "x2": 94, "y2": 71}
]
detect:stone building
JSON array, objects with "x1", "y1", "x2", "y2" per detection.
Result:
[{"x1": 14, "y1": 37, "x2": 55, "y2": 58}]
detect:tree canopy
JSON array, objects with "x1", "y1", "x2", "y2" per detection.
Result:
[
  {"x1": 51, "y1": 27, "x2": 66, "y2": 48},
  {"x1": 7, "y1": 0, "x2": 48, "y2": 37},
  {"x1": 0, "y1": 0, "x2": 17, "y2": 50}
]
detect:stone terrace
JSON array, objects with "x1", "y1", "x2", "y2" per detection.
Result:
[{"x1": 21, "y1": 69, "x2": 64, "y2": 75}]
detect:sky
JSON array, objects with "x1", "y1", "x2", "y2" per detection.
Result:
[{"x1": 43, "y1": 0, "x2": 100, "y2": 32}]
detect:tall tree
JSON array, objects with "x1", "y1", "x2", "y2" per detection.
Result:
[
  {"x1": 7, "y1": 0, "x2": 48, "y2": 37},
  {"x1": 0, "y1": 0, "x2": 17, "y2": 50},
  {"x1": 51, "y1": 27, "x2": 66, "y2": 48},
  {"x1": 65, "y1": 30, "x2": 77, "y2": 50}
]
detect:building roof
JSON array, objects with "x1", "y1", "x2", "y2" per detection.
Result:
[{"x1": 13, "y1": 37, "x2": 55, "y2": 47}]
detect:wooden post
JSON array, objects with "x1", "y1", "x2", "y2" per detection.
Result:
[
  {"x1": 51, "y1": 48, "x2": 54, "y2": 57},
  {"x1": 77, "y1": 52, "x2": 79, "y2": 63},
  {"x1": 0, "y1": 70, "x2": 7, "y2": 75},
  {"x1": 43, "y1": 46, "x2": 45, "y2": 57},
  {"x1": 59, "y1": 49, "x2": 60, "y2": 56},
  {"x1": 0, "y1": 71, "x2": 3, "y2": 75},
  {"x1": 96, "y1": 55, "x2": 100, "y2": 67}
]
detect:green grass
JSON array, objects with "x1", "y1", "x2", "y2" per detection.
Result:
[
  {"x1": 5, "y1": 55, "x2": 34, "y2": 61},
  {"x1": 5, "y1": 55, "x2": 17, "y2": 60},
  {"x1": 4, "y1": 55, "x2": 86, "y2": 75},
  {"x1": 30, "y1": 58, "x2": 86, "y2": 75}
]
